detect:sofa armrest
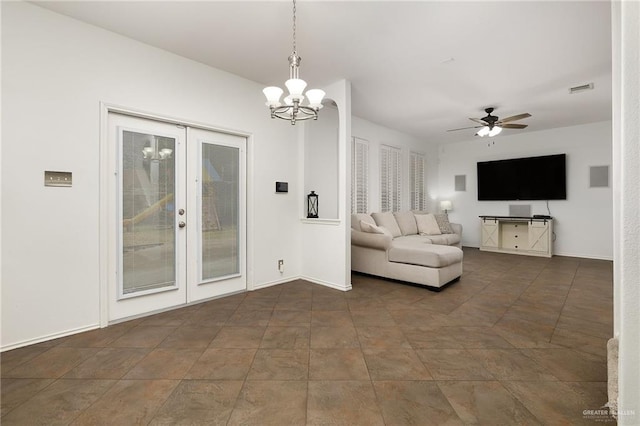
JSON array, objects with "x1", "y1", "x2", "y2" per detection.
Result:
[
  {"x1": 351, "y1": 229, "x2": 392, "y2": 250},
  {"x1": 450, "y1": 222, "x2": 463, "y2": 236}
]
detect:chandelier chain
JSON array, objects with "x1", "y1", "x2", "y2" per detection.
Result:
[
  {"x1": 262, "y1": 0, "x2": 324, "y2": 124},
  {"x1": 292, "y1": 0, "x2": 297, "y2": 53}
]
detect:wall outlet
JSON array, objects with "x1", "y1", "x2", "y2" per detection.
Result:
[{"x1": 278, "y1": 259, "x2": 284, "y2": 273}]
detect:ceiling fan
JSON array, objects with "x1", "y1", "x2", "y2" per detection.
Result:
[{"x1": 447, "y1": 107, "x2": 531, "y2": 137}]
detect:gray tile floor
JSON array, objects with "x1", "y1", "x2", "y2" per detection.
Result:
[{"x1": 1, "y1": 248, "x2": 615, "y2": 425}]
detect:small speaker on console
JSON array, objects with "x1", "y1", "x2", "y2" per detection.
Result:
[
  {"x1": 509, "y1": 204, "x2": 531, "y2": 217},
  {"x1": 589, "y1": 166, "x2": 609, "y2": 188}
]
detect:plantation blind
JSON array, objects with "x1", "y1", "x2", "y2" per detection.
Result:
[
  {"x1": 380, "y1": 145, "x2": 401, "y2": 212},
  {"x1": 351, "y1": 138, "x2": 369, "y2": 214},
  {"x1": 409, "y1": 151, "x2": 426, "y2": 211}
]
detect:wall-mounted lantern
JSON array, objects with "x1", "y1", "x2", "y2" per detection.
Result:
[{"x1": 307, "y1": 191, "x2": 318, "y2": 218}]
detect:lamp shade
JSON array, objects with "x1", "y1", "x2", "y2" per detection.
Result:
[
  {"x1": 285, "y1": 78, "x2": 307, "y2": 100},
  {"x1": 476, "y1": 126, "x2": 490, "y2": 137},
  {"x1": 306, "y1": 89, "x2": 326, "y2": 108},
  {"x1": 488, "y1": 126, "x2": 503, "y2": 137},
  {"x1": 440, "y1": 200, "x2": 452, "y2": 212},
  {"x1": 263, "y1": 86, "x2": 283, "y2": 107}
]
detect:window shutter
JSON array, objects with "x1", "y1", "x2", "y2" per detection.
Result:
[
  {"x1": 380, "y1": 145, "x2": 401, "y2": 212},
  {"x1": 409, "y1": 152, "x2": 426, "y2": 211},
  {"x1": 351, "y1": 138, "x2": 369, "y2": 214}
]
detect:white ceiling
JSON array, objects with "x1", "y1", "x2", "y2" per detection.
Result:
[{"x1": 32, "y1": 1, "x2": 612, "y2": 143}]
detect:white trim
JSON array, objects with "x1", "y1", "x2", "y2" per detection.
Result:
[
  {"x1": 299, "y1": 275, "x2": 352, "y2": 292},
  {"x1": 99, "y1": 104, "x2": 110, "y2": 327},
  {"x1": 251, "y1": 277, "x2": 300, "y2": 291},
  {"x1": 300, "y1": 218, "x2": 341, "y2": 226},
  {"x1": 0, "y1": 325, "x2": 100, "y2": 352},
  {"x1": 100, "y1": 102, "x2": 250, "y2": 138}
]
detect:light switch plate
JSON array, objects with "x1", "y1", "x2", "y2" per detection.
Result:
[{"x1": 44, "y1": 171, "x2": 72, "y2": 187}]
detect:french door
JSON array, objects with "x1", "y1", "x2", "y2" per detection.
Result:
[{"x1": 107, "y1": 113, "x2": 246, "y2": 321}]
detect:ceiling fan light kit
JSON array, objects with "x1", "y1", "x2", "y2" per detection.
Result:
[
  {"x1": 447, "y1": 107, "x2": 531, "y2": 138},
  {"x1": 263, "y1": 0, "x2": 325, "y2": 125},
  {"x1": 477, "y1": 125, "x2": 502, "y2": 137}
]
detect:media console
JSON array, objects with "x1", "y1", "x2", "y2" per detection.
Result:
[{"x1": 479, "y1": 216, "x2": 553, "y2": 258}]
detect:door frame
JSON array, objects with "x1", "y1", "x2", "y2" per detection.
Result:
[{"x1": 99, "y1": 103, "x2": 254, "y2": 327}]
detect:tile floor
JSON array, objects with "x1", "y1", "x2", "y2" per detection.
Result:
[{"x1": 1, "y1": 248, "x2": 616, "y2": 425}]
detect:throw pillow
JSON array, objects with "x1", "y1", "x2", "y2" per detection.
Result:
[
  {"x1": 371, "y1": 212, "x2": 402, "y2": 238},
  {"x1": 434, "y1": 213, "x2": 454, "y2": 234},
  {"x1": 393, "y1": 211, "x2": 418, "y2": 235},
  {"x1": 360, "y1": 221, "x2": 384, "y2": 234},
  {"x1": 415, "y1": 213, "x2": 442, "y2": 235}
]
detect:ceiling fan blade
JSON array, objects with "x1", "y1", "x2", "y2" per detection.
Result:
[
  {"x1": 469, "y1": 117, "x2": 487, "y2": 125},
  {"x1": 446, "y1": 125, "x2": 483, "y2": 132},
  {"x1": 500, "y1": 123, "x2": 528, "y2": 129},
  {"x1": 497, "y1": 113, "x2": 531, "y2": 124}
]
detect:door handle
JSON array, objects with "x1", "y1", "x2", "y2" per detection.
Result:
[{"x1": 178, "y1": 221, "x2": 186, "y2": 228}]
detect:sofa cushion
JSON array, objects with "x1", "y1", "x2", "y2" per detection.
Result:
[
  {"x1": 394, "y1": 234, "x2": 461, "y2": 246},
  {"x1": 422, "y1": 234, "x2": 461, "y2": 245},
  {"x1": 388, "y1": 241, "x2": 463, "y2": 268},
  {"x1": 434, "y1": 214, "x2": 454, "y2": 234},
  {"x1": 415, "y1": 213, "x2": 442, "y2": 235},
  {"x1": 393, "y1": 211, "x2": 418, "y2": 236},
  {"x1": 372, "y1": 212, "x2": 402, "y2": 238},
  {"x1": 351, "y1": 213, "x2": 375, "y2": 231}
]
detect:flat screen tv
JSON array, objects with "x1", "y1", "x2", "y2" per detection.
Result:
[{"x1": 477, "y1": 154, "x2": 566, "y2": 201}]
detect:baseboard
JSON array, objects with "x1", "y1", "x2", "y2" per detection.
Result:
[
  {"x1": 251, "y1": 276, "x2": 300, "y2": 290},
  {"x1": 553, "y1": 251, "x2": 613, "y2": 261},
  {"x1": 299, "y1": 275, "x2": 352, "y2": 292},
  {"x1": 253, "y1": 275, "x2": 352, "y2": 292},
  {"x1": 1, "y1": 324, "x2": 100, "y2": 352}
]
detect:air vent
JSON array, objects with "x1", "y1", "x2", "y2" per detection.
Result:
[{"x1": 569, "y1": 83, "x2": 594, "y2": 94}]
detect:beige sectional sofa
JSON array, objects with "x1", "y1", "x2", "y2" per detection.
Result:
[{"x1": 351, "y1": 211, "x2": 463, "y2": 290}]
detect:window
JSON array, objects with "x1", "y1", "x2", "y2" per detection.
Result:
[
  {"x1": 409, "y1": 151, "x2": 426, "y2": 211},
  {"x1": 351, "y1": 137, "x2": 369, "y2": 213},
  {"x1": 380, "y1": 145, "x2": 401, "y2": 212}
]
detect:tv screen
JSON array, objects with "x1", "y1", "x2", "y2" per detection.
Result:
[{"x1": 477, "y1": 154, "x2": 566, "y2": 201}]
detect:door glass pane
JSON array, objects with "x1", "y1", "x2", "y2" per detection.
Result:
[
  {"x1": 201, "y1": 143, "x2": 239, "y2": 280},
  {"x1": 121, "y1": 131, "x2": 176, "y2": 294}
]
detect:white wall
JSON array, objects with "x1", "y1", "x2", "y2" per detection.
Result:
[
  {"x1": 299, "y1": 80, "x2": 352, "y2": 291},
  {"x1": 351, "y1": 116, "x2": 439, "y2": 214},
  {"x1": 304, "y1": 105, "x2": 339, "y2": 219},
  {"x1": 437, "y1": 121, "x2": 613, "y2": 260},
  {"x1": 1, "y1": 2, "x2": 301, "y2": 349}
]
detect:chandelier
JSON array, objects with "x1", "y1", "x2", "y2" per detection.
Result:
[
  {"x1": 262, "y1": 0, "x2": 325, "y2": 125},
  {"x1": 142, "y1": 136, "x2": 172, "y2": 160}
]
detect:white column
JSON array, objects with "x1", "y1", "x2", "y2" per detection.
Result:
[{"x1": 612, "y1": 1, "x2": 640, "y2": 423}]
